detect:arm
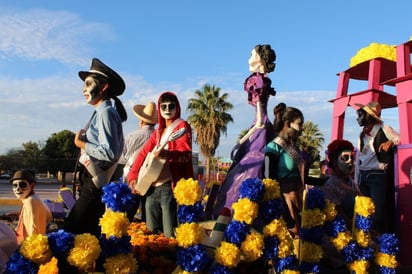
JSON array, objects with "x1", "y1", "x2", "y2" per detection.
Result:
[
  {"x1": 380, "y1": 125, "x2": 400, "y2": 152},
  {"x1": 127, "y1": 132, "x2": 157, "y2": 183},
  {"x1": 238, "y1": 100, "x2": 264, "y2": 145}
]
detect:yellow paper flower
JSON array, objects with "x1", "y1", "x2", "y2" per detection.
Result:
[
  {"x1": 331, "y1": 231, "x2": 352, "y2": 251},
  {"x1": 171, "y1": 266, "x2": 192, "y2": 274},
  {"x1": 175, "y1": 222, "x2": 203, "y2": 247},
  {"x1": 300, "y1": 241, "x2": 323, "y2": 263},
  {"x1": 20, "y1": 234, "x2": 52, "y2": 265},
  {"x1": 240, "y1": 231, "x2": 264, "y2": 262},
  {"x1": 349, "y1": 259, "x2": 369, "y2": 274},
  {"x1": 103, "y1": 253, "x2": 138, "y2": 274},
  {"x1": 173, "y1": 178, "x2": 202, "y2": 205},
  {"x1": 215, "y1": 241, "x2": 241, "y2": 268},
  {"x1": 323, "y1": 200, "x2": 337, "y2": 221},
  {"x1": 350, "y1": 42, "x2": 396, "y2": 67},
  {"x1": 232, "y1": 198, "x2": 258, "y2": 224},
  {"x1": 375, "y1": 253, "x2": 398, "y2": 268},
  {"x1": 354, "y1": 229, "x2": 371, "y2": 248},
  {"x1": 278, "y1": 238, "x2": 295, "y2": 258},
  {"x1": 301, "y1": 208, "x2": 326, "y2": 228},
  {"x1": 67, "y1": 233, "x2": 101, "y2": 272},
  {"x1": 100, "y1": 209, "x2": 130, "y2": 238},
  {"x1": 38, "y1": 256, "x2": 58, "y2": 274},
  {"x1": 263, "y1": 219, "x2": 287, "y2": 237},
  {"x1": 354, "y1": 196, "x2": 375, "y2": 217},
  {"x1": 262, "y1": 178, "x2": 281, "y2": 201},
  {"x1": 282, "y1": 270, "x2": 300, "y2": 274}
]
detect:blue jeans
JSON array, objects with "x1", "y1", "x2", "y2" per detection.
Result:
[
  {"x1": 358, "y1": 170, "x2": 389, "y2": 233},
  {"x1": 145, "y1": 181, "x2": 177, "y2": 237}
]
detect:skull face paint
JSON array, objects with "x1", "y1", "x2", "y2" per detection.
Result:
[
  {"x1": 12, "y1": 180, "x2": 32, "y2": 199},
  {"x1": 83, "y1": 76, "x2": 101, "y2": 104},
  {"x1": 337, "y1": 150, "x2": 353, "y2": 175},
  {"x1": 160, "y1": 101, "x2": 177, "y2": 120},
  {"x1": 248, "y1": 48, "x2": 265, "y2": 73}
]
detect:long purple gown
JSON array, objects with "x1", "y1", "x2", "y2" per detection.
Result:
[{"x1": 213, "y1": 72, "x2": 275, "y2": 217}]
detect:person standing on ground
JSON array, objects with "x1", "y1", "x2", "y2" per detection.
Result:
[
  {"x1": 128, "y1": 91, "x2": 193, "y2": 237},
  {"x1": 63, "y1": 58, "x2": 126, "y2": 237},
  {"x1": 355, "y1": 101, "x2": 400, "y2": 233},
  {"x1": 120, "y1": 102, "x2": 158, "y2": 222},
  {"x1": 11, "y1": 169, "x2": 52, "y2": 244},
  {"x1": 264, "y1": 103, "x2": 305, "y2": 238}
]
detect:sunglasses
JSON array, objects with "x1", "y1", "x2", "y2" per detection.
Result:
[
  {"x1": 12, "y1": 180, "x2": 30, "y2": 189},
  {"x1": 160, "y1": 102, "x2": 176, "y2": 111}
]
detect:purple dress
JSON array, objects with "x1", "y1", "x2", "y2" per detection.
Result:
[{"x1": 213, "y1": 73, "x2": 275, "y2": 217}]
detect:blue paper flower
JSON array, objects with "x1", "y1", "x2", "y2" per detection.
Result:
[
  {"x1": 176, "y1": 244, "x2": 210, "y2": 272},
  {"x1": 239, "y1": 177, "x2": 264, "y2": 201},
  {"x1": 47, "y1": 229, "x2": 75, "y2": 259},
  {"x1": 101, "y1": 182, "x2": 136, "y2": 212}
]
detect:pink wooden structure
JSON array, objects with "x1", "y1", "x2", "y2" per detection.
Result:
[{"x1": 330, "y1": 40, "x2": 412, "y2": 265}]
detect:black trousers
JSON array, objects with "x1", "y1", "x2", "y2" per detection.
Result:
[{"x1": 62, "y1": 170, "x2": 105, "y2": 237}]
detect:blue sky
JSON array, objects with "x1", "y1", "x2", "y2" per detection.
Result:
[{"x1": 0, "y1": 1, "x2": 409, "y2": 159}]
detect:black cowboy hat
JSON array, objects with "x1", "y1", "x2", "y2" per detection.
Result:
[{"x1": 79, "y1": 58, "x2": 126, "y2": 96}]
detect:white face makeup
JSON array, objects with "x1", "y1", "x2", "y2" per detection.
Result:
[
  {"x1": 160, "y1": 101, "x2": 177, "y2": 120},
  {"x1": 337, "y1": 150, "x2": 353, "y2": 175},
  {"x1": 83, "y1": 76, "x2": 101, "y2": 104},
  {"x1": 248, "y1": 49, "x2": 265, "y2": 73},
  {"x1": 12, "y1": 180, "x2": 32, "y2": 199}
]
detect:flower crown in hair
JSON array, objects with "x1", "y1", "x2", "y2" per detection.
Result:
[{"x1": 327, "y1": 139, "x2": 354, "y2": 160}]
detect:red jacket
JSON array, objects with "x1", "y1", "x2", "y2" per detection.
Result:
[{"x1": 128, "y1": 91, "x2": 194, "y2": 186}]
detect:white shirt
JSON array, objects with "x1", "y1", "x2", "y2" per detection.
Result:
[{"x1": 354, "y1": 123, "x2": 400, "y2": 185}]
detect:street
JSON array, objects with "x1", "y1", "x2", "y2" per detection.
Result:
[{"x1": 0, "y1": 179, "x2": 64, "y2": 214}]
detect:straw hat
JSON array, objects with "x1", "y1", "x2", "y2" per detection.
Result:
[
  {"x1": 355, "y1": 101, "x2": 382, "y2": 122},
  {"x1": 133, "y1": 102, "x2": 158, "y2": 124}
]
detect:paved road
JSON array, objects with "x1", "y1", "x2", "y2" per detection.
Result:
[{"x1": 0, "y1": 179, "x2": 66, "y2": 214}]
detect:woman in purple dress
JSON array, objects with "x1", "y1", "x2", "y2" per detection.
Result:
[{"x1": 213, "y1": 45, "x2": 276, "y2": 217}]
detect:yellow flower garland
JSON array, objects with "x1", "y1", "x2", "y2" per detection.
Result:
[{"x1": 20, "y1": 234, "x2": 52, "y2": 265}]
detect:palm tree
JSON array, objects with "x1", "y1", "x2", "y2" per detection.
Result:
[
  {"x1": 187, "y1": 84, "x2": 233, "y2": 182},
  {"x1": 297, "y1": 120, "x2": 325, "y2": 166}
]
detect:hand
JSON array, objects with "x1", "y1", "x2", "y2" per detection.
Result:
[
  {"x1": 379, "y1": 140, "x2": 393, "y2": 152},
  {"x1": 155, "y1": 149, "x2": 171, "y2": 159},
  {"x1": 74, "y1": 129, "x2": 86, "y2": 149},
  {"x1": 128, "y1": 180, "x2": 138, "y2": 194}
]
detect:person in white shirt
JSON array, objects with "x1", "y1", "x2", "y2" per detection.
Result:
[{"x1": 355, "y1": 101, "x2": 400, "y2": 233}]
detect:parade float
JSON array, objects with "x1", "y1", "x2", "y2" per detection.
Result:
[
  {"x1": 5, "y1": 37, "x2": 412, "y2": 272},
  {"x1": 4, "y1": 178, "x2": 400, "y2": 273},
  {"x1": 330, "y1": 38, "x2": 412, "y2": 267}
]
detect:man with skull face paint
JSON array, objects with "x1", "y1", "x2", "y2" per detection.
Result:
[
  {"x1": 10, "y1": 169, "x2": 52, "y2": 244},
  {"x1": 354, "y1": 101, "x2": 400, "y2": 233}
]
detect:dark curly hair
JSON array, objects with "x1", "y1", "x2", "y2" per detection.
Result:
[{"x1": 254, "y1": 44, "x2": 276, "y2": 73}]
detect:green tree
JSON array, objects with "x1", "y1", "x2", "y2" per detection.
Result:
[
  {"x1": 187, "y1": 84, "x2": 233, "y2": 182},
  {"x1": 42, "y1": 130, "x2": 78, "y2": 174},
  {"x1": 297, "y1": 120, "x2": 325, "y2": 166}
]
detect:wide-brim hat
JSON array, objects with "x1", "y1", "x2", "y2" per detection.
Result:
[
  {"x1": 133, "y1": 102, "x2": 158, "y2": 124},
  {"x1": 10, "y1": 169, "x2": 36, "y2": 183},
  {"x1": 355, "y1": 101, "x2": 382, "y2": 122},
  {"x1": 78, "y1": 58, "x2": 126, "y2": 96}
]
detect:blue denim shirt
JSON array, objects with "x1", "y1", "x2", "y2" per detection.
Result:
[{"x1": 84, "y1": 100, "x2": 124, "y2": 169}]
